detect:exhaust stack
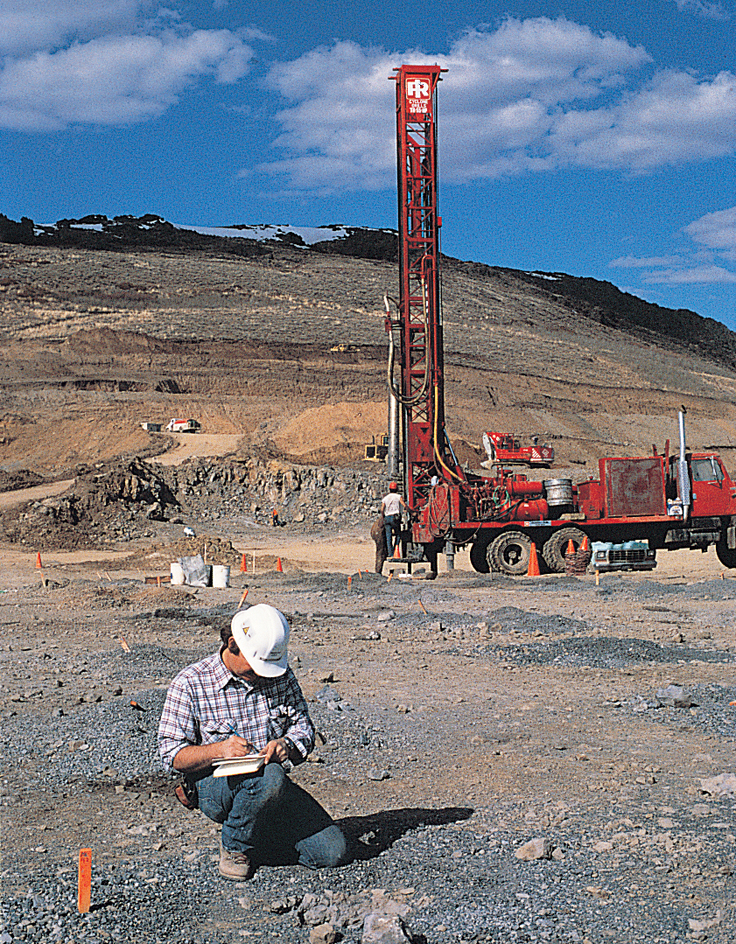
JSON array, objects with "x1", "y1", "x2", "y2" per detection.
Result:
[
  {"x1": 677, "y1": 409, "x2": 690, "y2": 521},
  {"x1": 385, "y1": 294, "x2": 401, "y2": 479}
]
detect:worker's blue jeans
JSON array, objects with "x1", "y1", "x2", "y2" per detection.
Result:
[
  {"x1": 384, "y1": 514, "x2": 400, "y2": 554},
  {"x1": 195, "y1": 762, "x2": 346, "y2": 869}
]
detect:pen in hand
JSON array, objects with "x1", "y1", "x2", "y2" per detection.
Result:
[{"x1": 225, "y1": 721, "x2": 254, "y2": 755}]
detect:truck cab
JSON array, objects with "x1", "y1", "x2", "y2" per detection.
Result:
[
  {"x1": 662, "y1": 452, "x2": 736, "y2": 567},
  {"x1": 685, "y1": 453, "x2": 736, "y2": 516}
]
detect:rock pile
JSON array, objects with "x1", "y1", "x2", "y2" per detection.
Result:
[
  {"x1": 0, "y1": 457, "x2": 388, "y2": 549},
  {"x1": 170, "y1": 457, "x2": 385, "y2": 533},
  {"x1": 0, "y1": 458, "x2": 177, "y2": 549}
]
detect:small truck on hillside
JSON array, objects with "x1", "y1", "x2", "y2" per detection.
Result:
[{"x1": 165, "y1": 418, "x2": 200, "y2": 433}]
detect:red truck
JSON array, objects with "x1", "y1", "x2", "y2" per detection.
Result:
[
  {"x1": 386, "y1": 65, "x2": 736, "y2": 576},
  {"x1": 466, "y1": 435, "x2": 736, "y2": 574},
  {"x1": 409, "y1": 427, "x2": 736, "y2": 575}
]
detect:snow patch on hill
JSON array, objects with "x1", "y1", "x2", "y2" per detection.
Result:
[{"x1": 174, "y1": 223, "x2": 352, "y2": 244}]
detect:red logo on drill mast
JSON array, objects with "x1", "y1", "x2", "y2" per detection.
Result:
[{"x1": 405, "y1": 76, "x2": 431, "y2": 115}]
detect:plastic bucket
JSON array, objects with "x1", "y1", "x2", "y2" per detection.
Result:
[
  {"x1": 170, "y1": 562, "x2": 185, "y2": 585},
  {"x1": 212, "y1": 564, "x2": 230, "y2": 589}
]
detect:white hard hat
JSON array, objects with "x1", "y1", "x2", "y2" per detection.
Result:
[{"x1": 231, "y1": 604, "x2": 290, "y2": 677}]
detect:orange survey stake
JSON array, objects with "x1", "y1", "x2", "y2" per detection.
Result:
[{"x1": 78, "y1": 848, "x2": 92, "y2": 913}]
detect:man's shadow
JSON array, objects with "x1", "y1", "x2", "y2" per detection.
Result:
[
  {"x1": 337, "y1": 806, "x2": 474, "y2": 861},
  {"x1": 260, "y1": 801, "x2": 474, "y2": 866}
]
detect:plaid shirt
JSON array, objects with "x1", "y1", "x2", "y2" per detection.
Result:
[{"x1": 158, "y1": 650, "x2": 315, "y2": 772}]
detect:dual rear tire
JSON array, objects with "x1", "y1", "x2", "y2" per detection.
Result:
[
  {"x1": 470, "y1": 531, "x2": 533, "y2": 576},
  {"x1": 541, "y1": 527, "x2": 587, "y2": 573},
  {"x1": 469, "y1": 526, "x2": 589, "y2": 575},
  {"x1": 471, "y1": 528, "x2": 736, "y2": 573}
]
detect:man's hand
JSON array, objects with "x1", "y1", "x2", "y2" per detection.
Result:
[
  {"x1": 262, "y1": 738, "x2": 290, "y2": 765},
  {"x1": 172, "y1": 735, "x2": 253, "y2": 773},
  {"x1": 221, "y1": 735, "x2": 254, "y2": 758}
]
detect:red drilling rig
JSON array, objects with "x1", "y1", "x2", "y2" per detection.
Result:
[{"x1": 385, "y1": 65, "x2": 736, "y2": 575}]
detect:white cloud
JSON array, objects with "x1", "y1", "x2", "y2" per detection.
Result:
[
  {"x1": 258, "y1": 42, "x2": 399, "y2": 193},
  {"x1": 0, "y1": 2, "x2": 256, "y2": 130},
  {"x1": 259, "y1": 19, "x2": 654, "y2": 191},
  {"x1": 643, "y1": 264, "x2": 736, "y2": 284},
  {"x1": 610, "y1": 208, "x2": 736, "y2": 286},
  {"x1": 0, "y1": 0, "x2": 144, "y2": 56},
  {"x1": 446, "y1": 18, "x2": 650, "y2": 107},
  {"x1": 610, "y1": 255, "x2": 685, "y2": 268},
  {"x1": 256, "y1": 17, "x2": 736, "y2": 194},
  {"x1": 683, "y1": 206, "x2": 736, "y2": 250},
  {"x1": 670, "y1": 0, "x2": 731, "y2": 20},
  {"x1": 552, "y1": 70, "x2": 736, "y2": 170}
]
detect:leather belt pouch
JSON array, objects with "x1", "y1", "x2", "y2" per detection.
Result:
[{"x1": 174, "y1": 779, "x2": 199, "y2": 810}]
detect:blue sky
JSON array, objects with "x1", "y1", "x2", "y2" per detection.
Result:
[{"x1": 1, "y1": 1, "x2": 734, "y2": 329}]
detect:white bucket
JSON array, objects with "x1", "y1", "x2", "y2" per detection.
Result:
[
  {"x1": 170, "y1": 562, "x2": 185, "y2": 585},
  {"x1": 212, "y1": 564, "x2": 230, "y2": 589}
]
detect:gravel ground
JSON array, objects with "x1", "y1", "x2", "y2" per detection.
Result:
[{"x1": 1, "y1": 565, "x2": 734, "y2": 944}]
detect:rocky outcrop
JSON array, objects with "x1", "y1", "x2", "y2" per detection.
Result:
[{"x1": 0, "y1": 457, "x2": 386, "y2": 549}]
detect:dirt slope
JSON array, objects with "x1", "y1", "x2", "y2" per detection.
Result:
[{"x1": 1, "y1": 242, "x2": 736, "y2": 479}]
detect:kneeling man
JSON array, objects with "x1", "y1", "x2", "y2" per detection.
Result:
[{"x1": 158, "y1": 603, "x2": 347, "y2": 880}]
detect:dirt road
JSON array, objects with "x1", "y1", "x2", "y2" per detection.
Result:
[
  {"x1": 0, "y1": 478, "x2": 75, "y2": 511},
  {"x1": 148, "y1": 433, "x2": 243, "y2": 467}
]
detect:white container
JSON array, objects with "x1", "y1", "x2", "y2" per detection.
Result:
[
  {"x1": 212, "y1": 564, "x2": 230, "y2": 589},
  {"x1": 170, "y1": 562, "x2": 185, "y2": 585}
]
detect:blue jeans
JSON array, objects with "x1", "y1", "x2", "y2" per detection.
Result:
[
  {"x1": 384, "y1": 514, "x2": 400, "y2": 554},
  {"x1": 195, "y1": 762, "x2": 346, "y2": 869}
]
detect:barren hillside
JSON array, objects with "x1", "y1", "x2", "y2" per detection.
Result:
[{"x1": 1, "y1": 235, "x2": 736, "y2": 480}]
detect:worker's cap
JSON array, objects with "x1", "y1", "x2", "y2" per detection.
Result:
[
  {"x1": 230, "y1": 604, "x2": 290, "y2": 677},
  {"x1": 389, "y1": 481, "x2": 398, "y2": 491}
]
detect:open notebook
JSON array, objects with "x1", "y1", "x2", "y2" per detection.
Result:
[{"x1": 211, "y1": 754, "x2": 265, "y2": 778}]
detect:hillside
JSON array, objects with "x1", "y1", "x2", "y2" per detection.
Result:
[
  {"x1": 4, "y1": 213, "x2": 736, "y2": 371},
  {"x1": 1, "y1": 215, "x2": 736, "y2": 480}
]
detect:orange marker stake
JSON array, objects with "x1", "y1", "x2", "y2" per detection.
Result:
[
  {"x1": 348, "y1": 575, "x2": 352, "y2": 588},
  {"x1": 78, "y1": 848, "x2": 92, "y2": 913},
  {"x1": 418, "y1": 598, "x2": 428, "y2": 615},
  {"x1": 238, "y1": 587, "x2": 249, "y2": 608}
]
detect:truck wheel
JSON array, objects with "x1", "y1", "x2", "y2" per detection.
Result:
[
  {"x1": 715, "y1": 539, "x2": 736, "y2": 569},
  {"x1": 488, "y1": 531, "x2": 532, "y2": 575},
  {"x1": 469, "y1": 539, "x2": 490, "y2": 574},
  {"x1": 542, "y1": 527, "x2": 587, "y2": 573}
]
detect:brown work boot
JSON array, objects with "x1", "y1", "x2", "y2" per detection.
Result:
[{"x1": 219, "y1": 839, "x2": 255, "y2": 881}]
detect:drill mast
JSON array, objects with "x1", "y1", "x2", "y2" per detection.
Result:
[{"x1": 388, "y1": 65, "x2": 459, "y2": 519}]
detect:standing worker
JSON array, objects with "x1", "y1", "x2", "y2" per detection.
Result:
[
  {"x1": 158, "y1": 604, "x2": 347, "y2": 881},
  {"x1": 381, "y1": 481, "x2": 407, "y2": 557},
  {"x1": 370, "y1": 514, "x2": 389, "y2": 574}
]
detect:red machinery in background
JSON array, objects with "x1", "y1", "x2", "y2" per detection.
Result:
[
  {"x1": 385, "y1": 65, "x2": 736, "y2": 575},
  {"x1": 482, "y1": 431, "x2": 554, "y2": 469}
]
